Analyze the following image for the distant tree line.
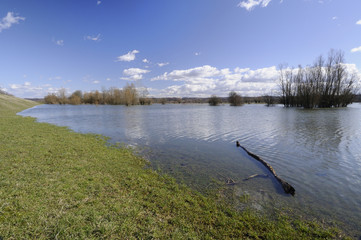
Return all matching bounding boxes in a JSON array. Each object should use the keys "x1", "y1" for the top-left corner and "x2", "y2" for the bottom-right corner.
[
  {"x1": 279, "y1": 50, "x2": 358, "y2": 108},
  {"x1": 208, "y1": 91, "x2": 243, "y2": 106},
  {"x1": 44, "y1": 83, "x2": 152, "y2": 106}
]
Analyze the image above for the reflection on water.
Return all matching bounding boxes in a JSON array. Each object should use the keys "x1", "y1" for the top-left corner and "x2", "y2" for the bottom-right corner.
[{"x1": 19, "y1": 103, "x2": 361, "y2": 237}]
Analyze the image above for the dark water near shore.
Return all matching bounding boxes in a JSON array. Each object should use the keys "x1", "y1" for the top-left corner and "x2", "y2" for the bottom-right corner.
[{"x1": 19, "y1": 104, "x2": 361, "y2": 237}]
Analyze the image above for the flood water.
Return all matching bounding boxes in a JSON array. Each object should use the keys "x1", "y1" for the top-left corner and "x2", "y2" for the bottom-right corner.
[{"x1": 19, "y1": 103, "x2": 361, "y2": 237}]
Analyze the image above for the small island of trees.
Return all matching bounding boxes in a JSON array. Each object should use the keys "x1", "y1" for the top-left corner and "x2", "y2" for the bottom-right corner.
[
  {"x1": 279, "y1": 50, "x2": 358, "y2": 108},
  {"x1": 208, "y1": 92, "x2": 243, "y2": 106}
]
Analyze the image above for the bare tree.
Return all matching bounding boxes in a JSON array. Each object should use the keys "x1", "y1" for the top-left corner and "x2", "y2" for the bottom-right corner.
[
  {"x1": 209, "y1": 95, "x2": 221, "y2": 106},
  {"x1": 57, "y1": 88, "x2": 68, "y2": 104},
  {"x1": 278, "y1": 50, "x2": 358, "y2": 108},
  {"x1": 263, "y1": 94, "x2": 275, "y2": 107},
  {"x1": 123, "y1": 83, "x2": 139, "y2": 106},
  {"x1": 228, "y1": 91, "x2": 243, "y2": 106}
]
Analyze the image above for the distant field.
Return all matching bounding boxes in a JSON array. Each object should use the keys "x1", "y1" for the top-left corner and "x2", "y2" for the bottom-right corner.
[{"x1": 0, "y1": 94, "x2": 348, "y2": 239}]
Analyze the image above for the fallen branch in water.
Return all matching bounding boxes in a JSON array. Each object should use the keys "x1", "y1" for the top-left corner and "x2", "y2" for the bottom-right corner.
[
  {"x1": 243, "y1": 173, "x2": 268, "y2": 181},
  {"x1": 226, "y1": 178, "x2": 237, "y2": 185},
  {"x1": 236, "y1": 141, "x2": 295, "y2": 196},
  {"x1": 218, "y1": 173, "x2": 237, "y2": 185}
]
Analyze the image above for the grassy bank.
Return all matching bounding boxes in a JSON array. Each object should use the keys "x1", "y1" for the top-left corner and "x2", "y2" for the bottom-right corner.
[{"x1": 0, "y1": 94, "x2": 347, "y2": 239}]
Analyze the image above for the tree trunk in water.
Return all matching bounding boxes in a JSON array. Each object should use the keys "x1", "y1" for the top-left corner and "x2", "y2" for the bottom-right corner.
[{"x1": 236, "y1": 141, "x2": 295, "y2": 196}]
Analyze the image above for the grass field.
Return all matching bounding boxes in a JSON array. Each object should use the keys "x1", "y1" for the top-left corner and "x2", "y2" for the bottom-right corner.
[{"x1": 0, "y1": 94, "x2": 348, "y2": 239}]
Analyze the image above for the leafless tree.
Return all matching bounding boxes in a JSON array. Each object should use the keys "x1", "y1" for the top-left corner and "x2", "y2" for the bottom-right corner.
[
  {"x1": 228, "y1": 91, "x2": 243, "y2": 106},
  {"x1": 209, "y1": 95, "x2": 221, "y2": 106},
  {"x1": 279, "y1": 50, "x2": 357, "y2": 108}
]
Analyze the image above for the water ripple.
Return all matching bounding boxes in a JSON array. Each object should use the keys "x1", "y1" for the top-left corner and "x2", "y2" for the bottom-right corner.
[{"x1": 18, "y1": 103, "x2": 361, "y2": 236}]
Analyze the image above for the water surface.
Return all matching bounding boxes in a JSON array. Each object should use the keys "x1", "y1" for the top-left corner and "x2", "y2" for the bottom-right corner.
[{"x1": 19, "y1": 103, "x2": 361, "y2": 237}]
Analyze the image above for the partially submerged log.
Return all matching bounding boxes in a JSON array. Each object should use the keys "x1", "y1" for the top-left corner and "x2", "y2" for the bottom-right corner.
[
  {"x1": 243, "y1": 173, "x2": 268, "y2": 181},
  {"x1": 236, "y1": 141, "x2": 295, "y2": 196}
]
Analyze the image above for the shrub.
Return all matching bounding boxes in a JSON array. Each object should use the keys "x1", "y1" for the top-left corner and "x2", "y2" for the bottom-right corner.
[
  {"x1": 229, "y1": 91, "x2": 243, "y2": 106},
  {"x1": 209, "y1": 95, "x2": 221, "y2": 106}
]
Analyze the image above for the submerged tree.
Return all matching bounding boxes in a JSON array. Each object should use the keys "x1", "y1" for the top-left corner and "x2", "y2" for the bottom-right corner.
[
  {"x1": 228, "y1": 91, "x2": 243, "y2": 106},
  {"x1": 208, "y1": 95, "x2": 221, "y2": 106},
  {"x1": 279, "y1": 50, "x2": 358, "y2": 108},
  {"x1": 263, "y1": 94, "x2": 275, "y2": 107}
]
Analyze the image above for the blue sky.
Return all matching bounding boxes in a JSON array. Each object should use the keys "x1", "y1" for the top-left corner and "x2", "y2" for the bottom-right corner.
[{"x1": 1, "y1": 0, "x2": 361, "y2": 98}]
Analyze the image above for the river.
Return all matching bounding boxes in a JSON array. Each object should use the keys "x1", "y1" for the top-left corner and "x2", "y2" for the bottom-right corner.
[{"x1": 19, "y1": 103, "x2": 361, "y2": 237}]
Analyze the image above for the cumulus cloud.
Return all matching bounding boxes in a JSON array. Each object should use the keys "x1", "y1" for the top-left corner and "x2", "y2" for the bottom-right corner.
[
  {"x1": 351, "y1": 46, "x2": 361, "y2": 53},
  {"x1": 150, "y1": 65, "x2": 280, "y2": 97},
  {"x1": 157, "y1": 62, "x2": 169, "y2": 67},
  {"x1": 238, "y1": 0, "x2": 272, "y2": 11},
  {"x1": 343, "y1": 63, "x2": 361, "y2": 79},
  {"x1": 0, "y1": 12, "x2": 25, "y2": 33},
  {"x1": 356, "y1": 20, "x2": 361, "y2": 25},
  {"x1": 85, "y1": 34, "x2": 101, "y2": 41},
  {"x1": 7, "y1": 82, "x2": 60, "y2": 98},
  {"x1": 151, "y1": 65, "x2": 222, "y2": 82},
  {"x1": 116, "y1": 50, "x2": 139, "y2": 62},
  {"x1": 142, "y1": 58, "x2": 149, "y2": 63},
  {"x1": 121, "y1": 68, "x2": 150, "y2": 81}
]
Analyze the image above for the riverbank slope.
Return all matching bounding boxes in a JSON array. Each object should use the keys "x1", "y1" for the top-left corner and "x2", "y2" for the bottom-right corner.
[{"x1": 0, "y1": 94, "x2": 347, "y2": 239}]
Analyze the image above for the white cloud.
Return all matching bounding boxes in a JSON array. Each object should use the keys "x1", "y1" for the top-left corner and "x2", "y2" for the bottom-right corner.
[
  {"x1": 332, "y1": 16, "x2": 338, "y2": 20},
  {"x1": 85, "y1": 34, "x2": 101, "y2": 41},
  {"x1": 123, "y1": 68, "x2": 149, "y2": 76},
  {"x1": 48, "y1": 76, "x2": 62, "y2": 81},
  {"x1": 7, "y1": 82, "x2": 60, "y2": 98},
  {"x1": 195, "y1": 52, "x2": 201, "y2": 56},
  {"x1": 351, "y1": 46, "x2": 361, "y2": 53},
  {"x1": 106, "y1": 78, "x2": 111, "y2": 81},
  {"x1": 93, "y1": 80, "x2": 100, "y2": 84},
  {"x1": 356, "y1": 20, "x2": 361, "y2": 25},
  {"x1": 116, "y1": 50, "x2": 139, "y2": 62},
  {"x1": 238, "y1": 0, "x2": 272, "y2": 11},
  {"x1": 97, "y1": 1, "x2": 102, "y2": 5},
  {"x1": 56, "y1": 40, "x2": 64, "y2": 46},
  {"x1": 150, "y1": 65, "x2": 280, "y2": 97},
  {"x1": 151, "y1": 65, "x2": 222, "y2": 82},
  {"x1": 142, "y1": 58, "x2": 149, "y2": 63},
  {"x1": 234, "y1": 66, "x2": 278, "y2": 82},
  {"x1": 157, "y1": 62, "x2": 169, "y2": 67},
  {"x1": 0, "y1": 12, "x2": 25, "y2": 33},
  {"x1": 121, "y1": 68, "x2": 150, "y2": 81}
]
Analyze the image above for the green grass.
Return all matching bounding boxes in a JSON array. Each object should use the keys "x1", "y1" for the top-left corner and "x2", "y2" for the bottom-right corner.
[{"x1": 0, "y1": 94, "x2": 349, "y2": 239}]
